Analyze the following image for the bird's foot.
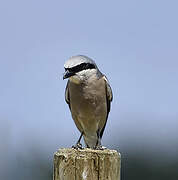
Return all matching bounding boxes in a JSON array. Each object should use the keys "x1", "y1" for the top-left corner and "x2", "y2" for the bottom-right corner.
[
  {"x1": 94, "y1": 145, "x2": 107, "y2": 150},
  {"x1": 72, "y1": 142, "x2": 83, "y2": 150}
]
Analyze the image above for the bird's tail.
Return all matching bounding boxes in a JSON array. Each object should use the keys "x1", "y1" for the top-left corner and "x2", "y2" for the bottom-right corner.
[{"x1": 83, "y1": 134, "x2": 98, "y2": 148}]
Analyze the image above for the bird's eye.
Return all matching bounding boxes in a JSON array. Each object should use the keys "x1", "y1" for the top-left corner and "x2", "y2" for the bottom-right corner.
[{"x1": 65, "y1": 68, "x2": 71, "y2": 72}]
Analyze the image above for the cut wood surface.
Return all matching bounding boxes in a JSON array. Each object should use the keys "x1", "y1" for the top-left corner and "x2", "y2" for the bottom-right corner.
[{"x1": 53, "y1": 148, "x2": 121, "y2": 180}]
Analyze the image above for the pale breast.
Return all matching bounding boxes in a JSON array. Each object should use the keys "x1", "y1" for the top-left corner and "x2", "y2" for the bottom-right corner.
[{"x1": 68, "y1": 76, "x2": 107, "y2": 131}]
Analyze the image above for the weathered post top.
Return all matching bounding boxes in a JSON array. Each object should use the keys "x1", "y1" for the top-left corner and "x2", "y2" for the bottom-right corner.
[{"x1": 53, "y1": 148, "x2": 121, "y2": 180}]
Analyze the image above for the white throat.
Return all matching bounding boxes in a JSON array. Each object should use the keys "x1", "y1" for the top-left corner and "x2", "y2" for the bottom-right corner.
[{"x1": 69, "y1": 69, "x2": 98, "y2": 84}]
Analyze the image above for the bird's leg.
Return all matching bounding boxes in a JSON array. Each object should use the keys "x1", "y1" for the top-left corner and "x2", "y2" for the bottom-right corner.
[
  {"x1": 72, "y1": 132, "x2": 83, "y2": 149},
  {"x1": 95, "y1": 130, "x2": 107, "y2": 150}
]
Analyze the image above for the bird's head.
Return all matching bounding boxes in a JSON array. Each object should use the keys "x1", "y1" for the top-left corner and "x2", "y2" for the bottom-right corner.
[{"x1": 63, "y1": 55, "x2": 99, "y2": 82}]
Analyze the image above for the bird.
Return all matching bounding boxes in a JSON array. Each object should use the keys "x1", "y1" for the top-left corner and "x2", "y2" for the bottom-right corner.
[{"x1": 63, "y1": 55, "x2": 113, "y2": 149}]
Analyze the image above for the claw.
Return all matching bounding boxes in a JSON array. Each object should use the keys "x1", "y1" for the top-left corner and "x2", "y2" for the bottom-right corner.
[
  {"x1": 72, "y1": 142, "x2": 83, "y2": 150},
  {"x1": 94, "y1": 145, "x2": 107, "y2": 150}
]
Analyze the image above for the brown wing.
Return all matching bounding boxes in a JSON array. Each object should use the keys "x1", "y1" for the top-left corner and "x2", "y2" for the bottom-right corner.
[
  {"x1": 100, "y1": 75, "x2": 113, "y2": 138},
  {"x1": 65, "y1": 80, "x2": 71, "y2": 110}
]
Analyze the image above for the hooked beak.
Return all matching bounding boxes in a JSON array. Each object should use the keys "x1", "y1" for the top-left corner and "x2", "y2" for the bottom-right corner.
[{"x1": 63, "y1": 70, "x2": 75, "y2": 80}]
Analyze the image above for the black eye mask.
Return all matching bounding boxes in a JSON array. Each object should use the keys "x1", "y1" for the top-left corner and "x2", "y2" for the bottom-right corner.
[{"x1": 65, "y1": 63, "x2": 96, "y2": 74}]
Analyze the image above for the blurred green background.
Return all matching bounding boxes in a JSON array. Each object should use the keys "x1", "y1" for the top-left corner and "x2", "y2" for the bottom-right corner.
[{"x1": 0, "y1": 0, "x2": 178, "y2": 179}]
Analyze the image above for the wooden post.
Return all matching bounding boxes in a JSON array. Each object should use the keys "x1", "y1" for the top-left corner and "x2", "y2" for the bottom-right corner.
[{"x1": 53, "y1": 148, "x2": 121, "y2": 180}]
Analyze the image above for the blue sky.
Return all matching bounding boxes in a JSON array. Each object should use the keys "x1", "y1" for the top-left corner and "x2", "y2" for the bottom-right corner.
[{"x1": 0, "y1": 0, "x2": 178, "y2": 163}]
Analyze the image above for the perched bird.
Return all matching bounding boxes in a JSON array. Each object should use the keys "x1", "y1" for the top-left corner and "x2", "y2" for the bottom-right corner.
[{"x1": 63, "y1": 55, "x2": 113, "y2": 149}]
